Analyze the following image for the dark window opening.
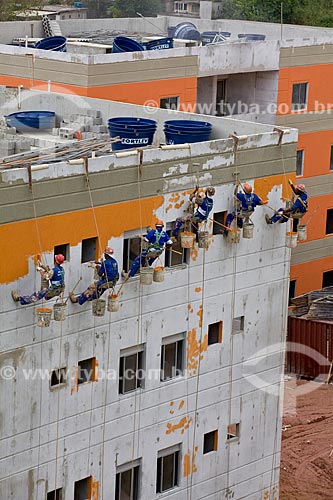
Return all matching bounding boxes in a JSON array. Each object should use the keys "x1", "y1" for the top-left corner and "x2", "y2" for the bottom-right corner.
[
  {"x1": 50, "y1": 367, "x2": 66, "y2": 388},
  {"x1": 292, "y1": 82, "x2": 308, "y2": 111},
  {"x1": 78, "y1": 358, "x2": 96, "y2": 385},
  {"x1": 160, "y1": 96, "x2": 179, "y2": 110},
  {"x1": 123, "y1": 236, "x2": 141, "y2": 273},
  {"x1": 208, "y1": 321, "x2": 223, "y2": 345},
  {"x1": 203, "y1": 430, "x2": 218, "y2": 454},
  {"x1": 213, "y1": 211, "x2": 227, "y2": 235},
  {"x1": 326, "y1": 209, "x2": 333, "y2": 235},
  {"x1": 115, "y1": 465, "x2": 139, "y2": 500},
  {"x1": 74, "y1": 477, "x2": 91, "y2": 500},
  {"x1": 289, "y1": 280, "x2": 297, "y2": 305},
  {"x1": 47, "y1": 489, "x2": 63, "y2": 500},
  {"x1": 165, "y1": 229, "x2": 189, "y2": 267},
  {"x1": 161, "y1": 337, "x2": 184, "y2": 381},
  {"x1": 232, "y1": 316, "x2": 244, "y2": 334},
  {"x1": 227, "y1": 423, "x2": 240, "y2": 440},
  {"x1": 216, "y1": 79, "x2": 227, "y2": 116},
  {"x1": 119, "y1": 349, "x2": 144, "y2": 394},
  {"x1": 54, "y1": 244, "x2": 70, "y2": 262},
  {"x1": 323, "y1": 270, "x2": 333, "y2": 288},
  {"x1": 81, "y1": 237, "x2": 97, "y2": 263},
  {"x1": 156, "y1": 450, "x2": 179, "y2": 493},
  {"x1": 330, "y1": 145, "x2": 333, "y2": 171},
  {"x1": 296, "y1": 150, "x2": 304, "y2": 177}
]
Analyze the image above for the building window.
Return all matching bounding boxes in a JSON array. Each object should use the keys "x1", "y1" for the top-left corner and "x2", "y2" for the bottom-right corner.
[
  {"x1": 78, "y1": 358, "x2": 97, "y2": 385},
  {"x1": 119, "y1": 346, "x2": 144, "y2": 394},
  {"x1": 296, "y1": 150, "x2": 304, "y2": 177},
  {"x1": 161, "y1": 334, "x2": 185, "y2": 381},
  {"x1": 232, "y1": 316, "x2": 244, "y2": 334},
  {"x1": 326, "y1": 209, "x2": 333, "y2": 235},
  {"x1": 47, "y1": 489, "x2": 63, "y2": 500},
  {"x1": 292, "y1": 82, "x2": 308, "y2": 111},
  {"x1": 81, "y1": 237, "x2": 97, "y2": 263},
  {"x1": 212, "y1": 211, "x2": 227, "y2": 235},
  {"x1": 123, "y1": 235, "x2": 141, "y2": 273},
  {"x1": 289, "y1": 280, "x2": 296, "y2": 305},
  {"x1": 227, "y1": 423, "x2": 240, "y2": 441},
  {"x1": 165, "y1": 228, "x2": 189, "y2": 268},
  {"x1": 50, "y1": 367, "x2": 67, "y2": 388},
  {"x1": 208, "y1": 321, "x2": 223, "y2": 345},
  {"x1": 216, "y1": 79, "x2": 227, "y2": 116},
  {"x1": 160, "y1": 97, "x2": 179, "y2": 110},
  {"x1": 156, "y1": 446, "x2": 180, "y2": 493},
  {"x1": 322, "y1": 270, "x2": 333, "y2": 288},
  {"x1": 203, "y1": 430, "x2": 218, "y2": 454},
  {"x1": 54, "y1": 243, "x2": 70, "y2": 262},
  {"x1": 115, "y1": 461, "x2": 140, "y2": 500},
  {"x1": 330, "y1": 146, "x2": 333, "y2": 171},
  {"x1": 74, "y1": 477, "x2": 91, "y2": 500}
]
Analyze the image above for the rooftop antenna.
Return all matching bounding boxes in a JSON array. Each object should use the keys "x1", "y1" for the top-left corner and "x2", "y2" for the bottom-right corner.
[
  {"x1": 136, "y1": 12, "x2": 165, "y2": 35},
  {"x1": 280, "y1": 2, "x2": 283, "y2": 40}
]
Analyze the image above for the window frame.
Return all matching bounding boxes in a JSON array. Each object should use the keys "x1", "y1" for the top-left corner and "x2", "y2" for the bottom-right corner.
[
  {"x1": 288, "y1": 280, "x2": 297, "y2": 305},
  {"x1": 291, "y1": 82, "x2": 308, "y2": 111},
  {"x1": 119, "y1": 345, "x2": 145, "y2": 395},
  {"x1": 47, "y1": 488, "x2": 63, "y2": 500},
  {"x1": 122, "y1": 229, "x2": 143, "y2": 274},
  {"x1": 74, "y1": 476, "x2": 92, "y2": 500},
  {"x1": 160, "y1": 96, "x2": 180, "y2": 111},
  {"x1": 77, "y1": 357, "x2": 97, "y2": 385},
  {"x1": 161, "y1": 333, "x2": 185, "y2": 381},
  {"x1": 212, "y1": 211, "x2": 227, "y2": 235},
  {"x1": 81, "y1": 237, "x2": 98, "y2": 263},
  {"x1": 54, "y1": 243, "x2": 70, "y2": 262},
  {"x1": 208, "y1": 321, "x2": 223, "y2": 345},
  {"x1": 115, "y1": 460, "x2": 140, "y2": 500},
  {"x1": 326, "y1": 208, "x2": 333, "y2": 235},
  {"x1": 322, "y1": 270, "x2": 333, "y2": 288},
  {"x1": 156, "y1": 445, "x2": 181, "y2": 493},
  {"x1": 296, "y1": 149, "x2": 304, "y2": 177},
  {"x1": 330, "y1": 145, "x2": 333, "y2": 171},
  {"x1": 50, "y1": 367, "x2": 67, "y2": 390},
  {"x1": 164, "y1": 225, "x2": 189, "y2": 269},
  {"x1": 232, "y1": 316, "x2": 245, "y2": 335},
  {"x1": 227, "y1": 423, "x2": 240, "y2": 442},
  {"x1": 203, "y1": 430, "x2": 218, "y2": 454}
]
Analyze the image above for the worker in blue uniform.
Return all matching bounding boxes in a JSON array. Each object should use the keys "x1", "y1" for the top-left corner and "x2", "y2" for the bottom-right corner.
[
  {"x1": 11, "y1": 254, "x2": 65, "y2": 305},
  {"x1": 265, "y1": 181, "x2": 308, "y2": 224},
  {"x1": 173, "y1": 186, "x2": 215, "y2": 237},
  {"x1": 124, "y1": 220, "x2": 173, "y2": 278},
  {"x1": 224, "y1": 181, "x2": 264, "y2": 235},
  {"x1": 69, "y1": 247, "x2": 119, "y2": 304}
]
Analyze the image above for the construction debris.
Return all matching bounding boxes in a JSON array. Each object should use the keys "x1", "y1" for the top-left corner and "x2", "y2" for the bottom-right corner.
[{"x1": 290, "y1": 286, "x2": 333, "y2": 321}]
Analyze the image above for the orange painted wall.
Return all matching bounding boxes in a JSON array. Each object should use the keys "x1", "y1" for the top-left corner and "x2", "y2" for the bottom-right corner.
[
  {"x1": 297, "y1": 131, "x2": 333, "y2": 178},
  {"x1": 0, "y1": 74, "x2": 197, "y2": 107},
  {"x1": 0, "y1": 195, "x2": 163, "y2": 284},
  {"x1": 278, "y1": 65, "x2": 333, "y2": 114},
  {"x1": 291, "y1": 256, "x2": 333, "y2": 295}
]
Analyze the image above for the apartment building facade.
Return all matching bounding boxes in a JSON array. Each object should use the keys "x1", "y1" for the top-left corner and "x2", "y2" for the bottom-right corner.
[{"x1": 0, "y1": 89, "x2": 296, "y2": 499}]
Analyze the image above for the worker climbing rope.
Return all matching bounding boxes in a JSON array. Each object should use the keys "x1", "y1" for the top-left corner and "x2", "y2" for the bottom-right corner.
[
  {"x1": 173, "y1": 186, "x2": 215, "y2": 238},
  {"x1": 11, "y1": 254, "x2": 65, "y2": 305},
  {"x1": 224, "y1": 180, "x2": 265, "y2": 235},
  {"x1": 69, "y1": 247, "x2": 119, "y2": 304},
  {"x1": 265, "y1": 180, "x2": 308, "y2": 224},
  {"x1": 123, "y1": 220, "x2": 173, "y2": 279}
]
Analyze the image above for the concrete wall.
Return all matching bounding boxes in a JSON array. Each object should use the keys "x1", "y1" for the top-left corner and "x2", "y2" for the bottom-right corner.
[{"x1": 0, "y1": 122, "x2": 295, "y2": 498}]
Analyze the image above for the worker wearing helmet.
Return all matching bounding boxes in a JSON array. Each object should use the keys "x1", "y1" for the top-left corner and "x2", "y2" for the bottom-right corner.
[
  {"x1": 224, "y1": 181, "x2": 265, "y2": 235},
  {"x1": 124, "y1": 220, "x2": 173, "y2": 279},
  {"x1": 173, "y1": 187, "x2": 215, "y2": 238},
  {"x1": 11, "y1": 254, "x2": 65, "y2": 305},
  {"x1": 265, "y1": 180, "x2": 308, "y2": 224},
  {"x1": 70, "y1": 247, "x2": 119, "y2": 304}
]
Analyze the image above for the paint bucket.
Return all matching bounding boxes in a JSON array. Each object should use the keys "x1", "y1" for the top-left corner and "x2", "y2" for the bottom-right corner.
[
  {"x1": 228, "y1": 229, "x2": 241, "y2": 244},
  {"x1": 36, "y1": 308, "x2": 52, "y2": 327},
  {"x1": 180, "y1": 231, "x2": 196, "y2": 248},
  {"x1": 297, "y1": 224, "x2": 307, "y2": 241},
  {"x1": 242, "y1": 222, "x2": 254, "y2": 239},
  {"x1": 140, "y1": 267, "x2": 154, "y2": 285},
  {"x1": 286, "y1": 232, "x2": 298, "y2": 248},
  {"x1": 107, "y1": 294, "x2": 119, "y2": 312},
  {"x1": 92, "y1": 299, "x2": 106, "y2": 317},
  {"x1": 53, "y1": 302, "x2": 66, "y2": 321},
  {"x1": 198, "y1": 231, "x2": 209, "y2": 249},
  {"x1": 153, "y1": 266, "x2": 165, "y2": 282}
]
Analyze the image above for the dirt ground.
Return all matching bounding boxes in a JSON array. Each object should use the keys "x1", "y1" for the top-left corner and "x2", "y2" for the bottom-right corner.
[{"x1": 280, "y1": 378, "x2": 333, "y2": 500}]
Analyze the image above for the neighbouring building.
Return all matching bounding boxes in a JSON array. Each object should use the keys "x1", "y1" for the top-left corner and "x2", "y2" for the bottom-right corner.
[{"x1": 0, "y1": 87, "x2": 297, "y2": 499}]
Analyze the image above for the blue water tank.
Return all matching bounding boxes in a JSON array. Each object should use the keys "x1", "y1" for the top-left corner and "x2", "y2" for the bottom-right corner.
[
  {"x1": 174, "y1": 22, "x2": 201, "y2": 41},
  {"x1": 35, "y1": 36, "x2": 67, "y2": 52},
  {"x1": 145, "y1": 38, "x2": 173, "y2": 51},
  {"x1": 163, "y1": 120, "x2": 212, "y2": 145},
  {"x1": 5, "y1": 111, "x2": 56, "y2": 131},
  {"x1": 112, "y1": 36, "x2": 145, "y2": 53},
  {"x1": 108, "y1": 117, "x2": 157, "y2": 151}
]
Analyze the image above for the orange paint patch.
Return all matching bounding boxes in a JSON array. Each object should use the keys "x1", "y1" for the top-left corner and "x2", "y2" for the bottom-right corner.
[
  {"x1": 178, "y1": 400, "x2": 185, "y2": 410},
  {"x1": 0, "y1": 195, "x2": 163, "y2": 284},
  {"x1": 187, "y1": 328, "x2": 208, "y2": 375},
  {"x1": 166, "y1": 416, "x2": 192, "y2": 435},
  {"x1": 188, "y1": 304, "x2": 194, "y2": 313},
  {"x1": 91, "y1": 480, "x2": 99, "y2": 500},
  {"x1": 190, "y1": 247, "x2": 198, "y2": 262},
  {"x1": 197, "y1": 305, "x2": 203, "y2": 328},
  {"x1": 70, "y1": 367, "x2": 79, "y2": 395},
  {"x1": 183, "y1": 447, "x2": 198, "y2": 477},
  {"x1": 174, "y1": 200, "x2": 185, "y2": 209},
  {"x1": 195, "y1": 287, "x2": 202, "y2": 293},
  {"x1": 254, "y1": 173, "x2": 296, "y2": 202}
]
